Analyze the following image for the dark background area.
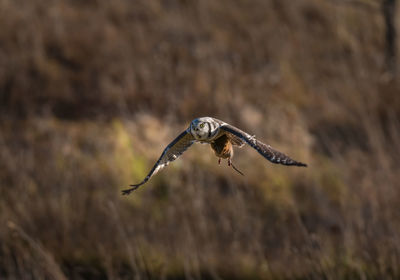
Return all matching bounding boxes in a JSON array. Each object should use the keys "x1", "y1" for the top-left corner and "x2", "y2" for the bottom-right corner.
[{"x1": 1, "y1": 0, "x2": 399, "y2": 279}]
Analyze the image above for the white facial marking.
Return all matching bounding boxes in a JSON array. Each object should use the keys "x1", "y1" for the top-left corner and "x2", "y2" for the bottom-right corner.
[{"x1": 190, "y1": 117, "x2": 218, "y2": 141}]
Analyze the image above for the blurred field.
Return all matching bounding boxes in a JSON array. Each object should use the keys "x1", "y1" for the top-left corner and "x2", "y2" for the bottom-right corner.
[{"x1": 1, "y1": 0, "x2": 400, "y2": 279}]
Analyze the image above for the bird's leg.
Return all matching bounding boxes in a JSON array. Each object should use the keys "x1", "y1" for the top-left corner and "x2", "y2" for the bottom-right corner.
[
  {"x1": 218, "y1": 158, "x2": 221, "y2": 165},
  {"x1": 228, "y1": 158, "x2": 231, "y2": 166}
]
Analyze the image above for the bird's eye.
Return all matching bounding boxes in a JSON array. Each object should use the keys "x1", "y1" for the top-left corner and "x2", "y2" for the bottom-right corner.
[{"x1": 200, "y1": 123, "x2": 205, "y2": 128}]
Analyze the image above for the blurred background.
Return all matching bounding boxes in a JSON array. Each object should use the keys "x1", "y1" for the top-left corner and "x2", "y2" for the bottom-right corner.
[{"x1": 1, "y1": 0, "x2": 399, "y2": 279}]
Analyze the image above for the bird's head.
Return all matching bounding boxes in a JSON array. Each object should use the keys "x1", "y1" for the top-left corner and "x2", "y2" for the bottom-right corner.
[{"x1": 190, "y1": 117, "x2": 217, "y2": 141}]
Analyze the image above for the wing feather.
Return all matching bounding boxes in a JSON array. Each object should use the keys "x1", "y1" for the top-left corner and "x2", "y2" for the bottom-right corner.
[
  {"x1": 220, "y1": 123, "x2": 307, "y2": 167},
  {"x1": 228, "y1": 134, "x2": 245, "y2": 147},
  {"x1": 122, "y1": 130, "x2": 195, "y2": 195}
]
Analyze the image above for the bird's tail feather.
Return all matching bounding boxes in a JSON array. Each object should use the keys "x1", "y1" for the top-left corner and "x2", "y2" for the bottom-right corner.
[{"x1": 231, "y1": 163, "x2": 244, "y2": 176}]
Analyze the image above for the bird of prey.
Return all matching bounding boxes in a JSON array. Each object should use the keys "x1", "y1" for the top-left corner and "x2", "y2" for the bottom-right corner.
[{"x1": 122, "y1": 117, "x2": 307, "y2": 195}]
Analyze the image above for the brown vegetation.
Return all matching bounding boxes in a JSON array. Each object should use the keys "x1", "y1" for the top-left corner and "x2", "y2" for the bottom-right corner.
[{"x1": 1, "y1": 0, "x2": 399, "y2": 279}]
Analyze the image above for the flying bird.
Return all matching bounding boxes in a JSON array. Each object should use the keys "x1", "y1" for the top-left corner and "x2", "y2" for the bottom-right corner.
[{"x1": 122, "y1": 117, "x2": 307, "y2": 195}]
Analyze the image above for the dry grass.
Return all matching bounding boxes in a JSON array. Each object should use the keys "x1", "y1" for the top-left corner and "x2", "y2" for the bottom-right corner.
[{"x1": 0, "y1": 0, "x2": 400, "y2": 279}]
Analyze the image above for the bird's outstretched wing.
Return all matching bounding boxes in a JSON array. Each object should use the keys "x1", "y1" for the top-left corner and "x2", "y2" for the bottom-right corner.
[
  {"x1": 122, "y1": 130, "x2": 195, "y2": 195},
  {"x1": 220, "y1": 123, "x2": 307, "y2": 167}
]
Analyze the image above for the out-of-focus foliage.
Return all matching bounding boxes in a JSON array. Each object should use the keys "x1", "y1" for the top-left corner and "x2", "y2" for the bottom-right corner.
[{"x1": 0, "y1": 0, "x2": 399, "y2": 279}]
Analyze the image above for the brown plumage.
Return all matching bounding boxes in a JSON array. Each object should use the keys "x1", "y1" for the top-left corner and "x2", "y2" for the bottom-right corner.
[
  {"x1": 210, "y1": 134, "x2": 244, "y2": 175},
  {"x1": 210, "y1": 134, "x2": 233, "y2": 159}
]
